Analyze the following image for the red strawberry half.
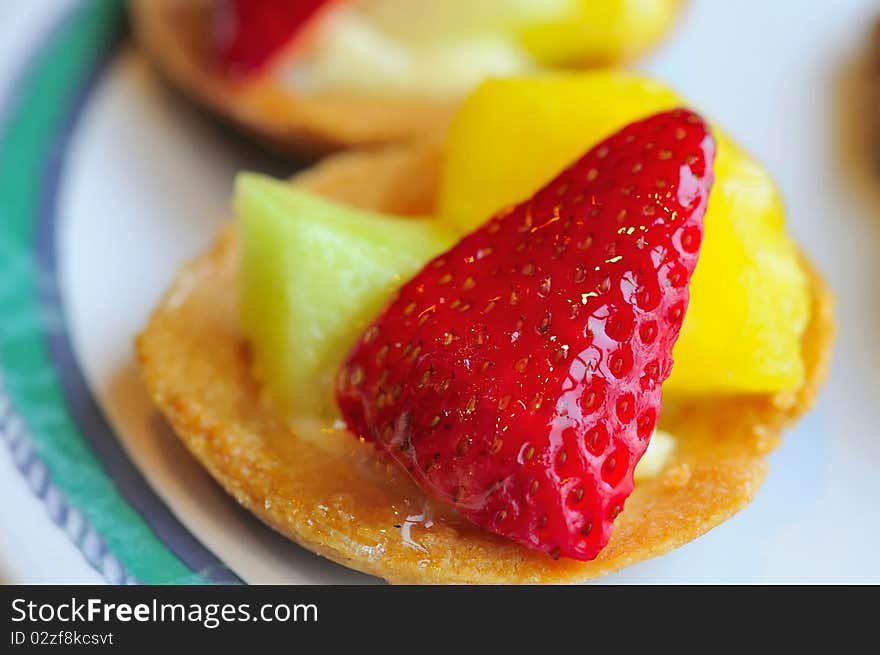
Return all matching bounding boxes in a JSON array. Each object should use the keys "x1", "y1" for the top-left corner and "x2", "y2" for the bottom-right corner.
[
  {"x1": 337, "y1": 109, "x2": 716, "y2": 560},
  {"x1": 211, "y1": 0, "x2": 338, "y2": 78}
]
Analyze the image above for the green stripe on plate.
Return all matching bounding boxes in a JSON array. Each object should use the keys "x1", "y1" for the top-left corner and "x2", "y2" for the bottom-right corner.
[{"x1": 0, "y1": 0, "x2": 203, "y2": 584}]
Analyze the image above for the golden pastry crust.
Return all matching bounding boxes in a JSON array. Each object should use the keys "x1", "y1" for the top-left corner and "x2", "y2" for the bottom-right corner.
[
  {"x1": 129, "y1": 0, "x2": 685, "y2": 157},
  {"x1": 136, "y1": 142, "x2": 835, "y2": 584},
  {"x1": 129, "y1": 0, "x2": 457, "y2": 155}
]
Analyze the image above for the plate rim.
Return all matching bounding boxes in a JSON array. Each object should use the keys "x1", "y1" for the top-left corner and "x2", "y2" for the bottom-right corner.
[{"x1": 0, "y1": 0, "x2": 240, "y2": 585}]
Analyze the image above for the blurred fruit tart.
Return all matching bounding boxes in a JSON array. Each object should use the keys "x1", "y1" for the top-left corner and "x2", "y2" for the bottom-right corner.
[
  {"x1": 137, "y1": 71, "x2": 834, "y2": 583},
  {"x1": 130, "y1": 0, "x2": 684, "y2": 154}
]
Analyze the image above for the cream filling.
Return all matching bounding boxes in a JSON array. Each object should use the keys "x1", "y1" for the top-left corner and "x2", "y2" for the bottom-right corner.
[
  {"x1": 634, "y1": 429, "x2": 675, "y2": 481},
  {"x1": 274, "y1": 3, "x2": 553, "y2": 99}
]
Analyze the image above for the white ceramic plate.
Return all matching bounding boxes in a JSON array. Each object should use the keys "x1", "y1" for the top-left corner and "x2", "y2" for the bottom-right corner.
[{"x1": 1, "y1": 0, "x2": 877, "y2": 584}]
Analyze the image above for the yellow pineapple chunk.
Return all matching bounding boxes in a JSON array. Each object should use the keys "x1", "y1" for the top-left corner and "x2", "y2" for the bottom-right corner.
[
  {"x1": 519, "y1": 0, "x2": 683, "y2": 65},
  {"x1": 439, "y1": 72, "x2": 809, "y2": 394}
]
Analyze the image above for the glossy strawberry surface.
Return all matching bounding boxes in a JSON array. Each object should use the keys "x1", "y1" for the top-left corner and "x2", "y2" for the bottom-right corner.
[
  {"x1": 212, "y1": 0, "x2": 335, "y2": 77},
  {"x1": 337, "y1": 109, "x2": 715, "y2": 559}
]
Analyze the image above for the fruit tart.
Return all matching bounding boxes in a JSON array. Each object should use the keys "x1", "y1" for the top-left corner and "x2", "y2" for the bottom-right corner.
[
  {"x1": 130, "y1": 0, "x2": 683, "y2": 154},
  {"x1": 136, "y1": 72, "x2": 834, "y2": 583}
]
